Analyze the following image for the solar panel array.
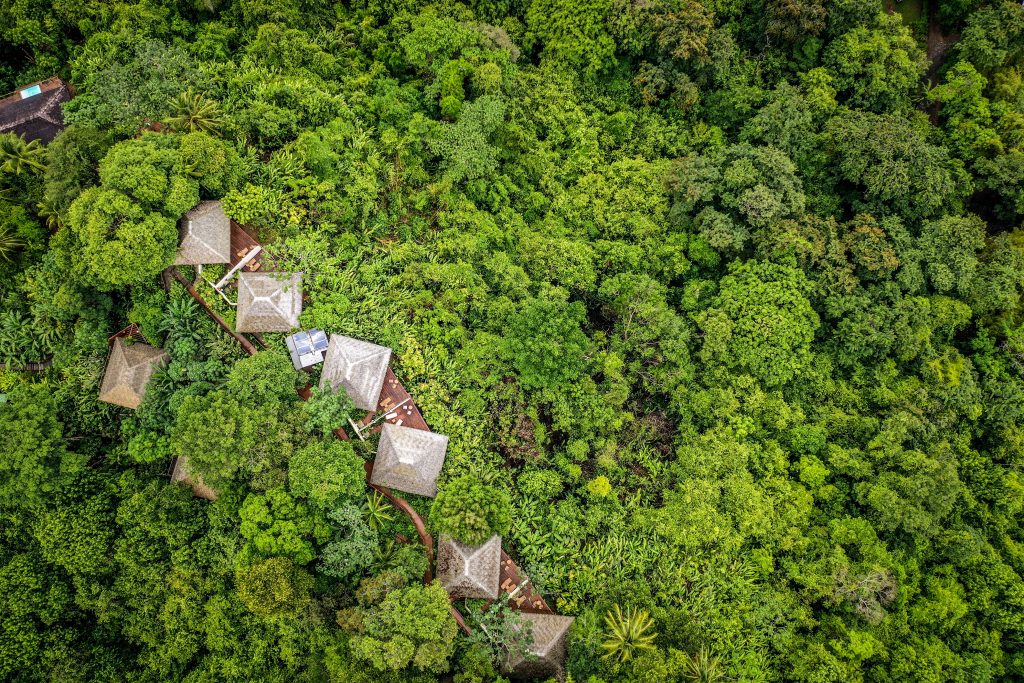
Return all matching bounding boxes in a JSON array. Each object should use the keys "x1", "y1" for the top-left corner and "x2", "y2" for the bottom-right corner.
[{"x1": 286, "y1": 329, "x2": 329, "y2": 370}]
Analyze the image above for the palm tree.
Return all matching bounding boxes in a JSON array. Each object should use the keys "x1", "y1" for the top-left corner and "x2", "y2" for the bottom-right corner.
[
  {"x1": 364, "y1": 491, "x2": 395, "y2": 531},
  {"x1": 0, "y1": 133, "x2": 46, "y2": 175},
  {"x1": 165, "y1": 90, "x2": 224, "y2": 135},
  {"x1": 601, "y1": 604, "x2": 658, "y2": 663},
  {"x1": 0, "y1": 225, "x2": 24, "y2": 262},
  {"x1": 684, "y1": 646, "x2": 724, "y2": 682},
  {"x1": 36, "y1": 199, "x2": 61, "y2": 231}
]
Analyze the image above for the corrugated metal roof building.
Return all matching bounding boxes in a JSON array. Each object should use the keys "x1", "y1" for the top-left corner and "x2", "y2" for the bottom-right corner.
[{"x1": 0, "y1": 78, "x2": 71, "y2": 143}]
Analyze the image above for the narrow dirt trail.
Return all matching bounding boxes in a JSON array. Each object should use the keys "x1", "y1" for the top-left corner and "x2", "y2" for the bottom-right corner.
[{"x1": 925, "y1": 0, "x2": 960, "y2": 84}]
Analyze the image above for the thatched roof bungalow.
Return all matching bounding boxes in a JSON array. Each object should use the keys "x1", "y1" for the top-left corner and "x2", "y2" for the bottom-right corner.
[
  {"x1": 235, "y1": 272, "x2": 302, "y2": 332},
  {"x1": 436, "y1": 534, "x2": 502, "y2": 599},
  {"x1": 369, "y1": 423, "x2": 448, "y2": 497},
  {"x1": 506, "y1": 613, "x2": 575, "y2": 680},
  {"x1": 174, "y1": 201, "x2": 231, "y2": 265},
  {"x1": 98, "y1": 338, "x2": 168, "y2": 409},
  {"x1": 319, "y1": 335, "x2": 392, "y2": 410}
]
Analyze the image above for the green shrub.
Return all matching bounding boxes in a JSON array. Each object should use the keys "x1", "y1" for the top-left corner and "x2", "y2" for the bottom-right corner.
[
  {"x1": 518, "y1": 468, "x2": 563, "y2": 500},
  {"x1": 430, "y1": 475, "x2": 513, "y2": 545},
  {"x1": 289, "y1": 438, "x2": 365, "y2": 508}
]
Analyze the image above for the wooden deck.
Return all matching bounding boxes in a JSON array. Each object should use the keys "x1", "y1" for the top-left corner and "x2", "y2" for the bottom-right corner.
[
  {"x1": 499, "y1": 550, "x2": 553, "y2": 613},
  {"x1": 350, "y1": 367, "x2": 431, "y2": 438},
  {"x1": 230, "y1": 220, "x2": 269, "y2": 274}
]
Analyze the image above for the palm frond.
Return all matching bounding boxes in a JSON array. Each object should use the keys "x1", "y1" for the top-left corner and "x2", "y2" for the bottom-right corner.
[
  {"x1": 600, "y1": 604, "x2": 658, "y2": 663},
  {"x1": 165, "y1": 89, "x2": 224, "y2": 135}
]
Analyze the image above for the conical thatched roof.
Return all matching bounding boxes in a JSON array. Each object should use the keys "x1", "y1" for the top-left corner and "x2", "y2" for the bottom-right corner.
[
  {"x1": 236, "y1": 272, "x2": 302, "y2": 332},
  {"x1": 174, "y1": 201, "x2": 230, "y2": 265},
  {"x1": 436, "y1": 534, "x2": 501, "y2": 599},
  {"x1": 506, "y1": 612, "x2": 575, "y2": 680},
  {"x1": 319, "y1": 335, "x2": 392, "y2": 410},
  {"x1": 369, "y1": 423, "x2": 448, "y2": 497},
  {"x1": 170, "y1": 455, "x2": 218, "y2": 501},
  {"x1": 98, "y1": 338, "x2": 168, "y2": 409}
]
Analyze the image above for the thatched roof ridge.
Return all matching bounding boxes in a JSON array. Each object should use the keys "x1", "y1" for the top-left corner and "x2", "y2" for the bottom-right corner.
[
  {"x1": 369, "y1": 423, "x2": 448, "y2": 497},
  {"x1": 98, "y1": 338, "x2": 168, "y2": 409}
]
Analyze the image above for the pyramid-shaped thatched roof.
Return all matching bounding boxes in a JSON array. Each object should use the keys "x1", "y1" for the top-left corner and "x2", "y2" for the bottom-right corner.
[
  {"x1": 174, "y1": 200, "x2": 230, "y2": 265},
  {"x1": 437, "y1": 534, "x2": 501, "y2": 599},
  {"x1": 319, "y1": 335, "x2": 392, "y2": 410},
  {"x1": 506, "y1": 613, "x2": 575, "y2": 680},
  {"x1": 236, "y1": 272, "x2": 302, "y2": 332},
  {"x1": 369, "y1": 423, "x2": 448, "y2": 497},
  {"x1": 170, "y1": 455, "x2": 218, "y2": 501},
  {"x1": 98, "y1": 338, "x2": 168, "y2": 409}
]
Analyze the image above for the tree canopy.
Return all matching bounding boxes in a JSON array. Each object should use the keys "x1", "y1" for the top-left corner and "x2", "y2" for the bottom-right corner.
[{"x1": 1, "y1": 1, "x2": 1024, "y2": 681}]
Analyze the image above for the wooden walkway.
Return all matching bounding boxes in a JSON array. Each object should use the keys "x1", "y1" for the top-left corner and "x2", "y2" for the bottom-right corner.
[
  {"x1": 356, "y1": 371, "x2": 551, "y2": 616},
  {"x1": 363, "y1": 461, "x2": 436, "y2": 583},
  {"x1": 107, "y1": 323, "x2": 147, "y2": 346},
  {"x1": 173, "y1": 256, "x2": 553, "y2": 632},
  {"x1": 168, "y1": 268, "x2": 259, "y2": 355}
]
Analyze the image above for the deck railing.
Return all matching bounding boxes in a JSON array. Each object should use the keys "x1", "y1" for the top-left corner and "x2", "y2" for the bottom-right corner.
[{"x1": 0, "y1": 77, "x2": 65, "y2": 110}]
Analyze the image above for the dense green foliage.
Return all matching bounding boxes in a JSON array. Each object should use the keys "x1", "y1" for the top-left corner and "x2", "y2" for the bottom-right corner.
[
  {"x1": 2, "y1": 0, "x2": 1024, "y2": 681},
  {"x1": 430, "y1": 475, "x2": 513, "y2": 545}
]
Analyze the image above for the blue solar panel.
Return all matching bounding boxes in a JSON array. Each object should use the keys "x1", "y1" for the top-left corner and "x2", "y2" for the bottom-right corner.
[
  {"x1": 310, "y1": 329, "x2": 328, "y2": 351},
  {"x1": 296, "y1": 339, "x2": 312, "y2": 355}
]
